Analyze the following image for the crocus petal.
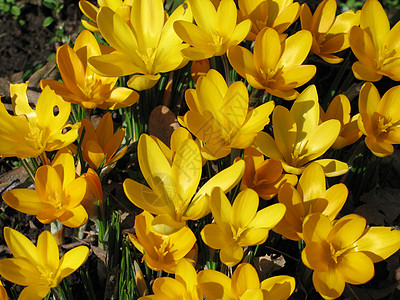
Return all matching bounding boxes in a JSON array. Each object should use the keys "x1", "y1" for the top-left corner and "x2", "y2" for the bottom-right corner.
[
  {"x1": 328, "y1": 214, "x2": 366, "y2": 250},
  {"x1": 232, "y1": 263, "x2": 260, "y2": 296},
  {"x1": 10, "y1": 82, "x2": 35, "y2": 118},
  {"x1": 36, "y1": 86, "x2": 71, "y2": 135},
  {"x1": 102, "y1": 86, "x2": 139, "y2": 110},
  {"x1": 151, "y1": 214, "x2": 186, "y2": 235},
  {"x1": 352, "y1": 61, "x2": 382, "y2": 81},
  {"x1": 3, "y1": 227, "x2": 39, "y2": 262},
  {"x1": 232, "y1": 189, "x2": 259, "y2": 229},
  {"x1": 310, "y1": 0, "x2": 336, "y2": 33},
  {"x1": 220, "y1": 244, "x2": 244, "y2": 267},
  {"x1": 297, "y1": 162, "x2": 325, "y2": 201},
  {"x1": 57, "y1": 246, "x2": 89, "y2": 279},
  {"x1": 2, "y1": 189, "x2": 44, "y2": 215},
  {"x1": 337, "y1": 251, "x2": 374, "y2": 285},
  {"x1": 37, "y1": 231, "x2": 59, "y2": 273},
  {"x1": 227, "y1": 46, "x2": 261, "y2": 85},
  {"x1": 137, "y1": 134, "x2": 174, "y2": 198},
  {"x1": 97, "y1": 7, "x2": 138, "y2": 55},
  {"x1": 254, "y1": 27, "x2": 281, "y2": 73},
  {"x1": 314, "y1": 159, "x2": 349, "y2": 177},
  {"x1": 321, "y1": 184, "x2": 348, "y2": 221},
  {"x1": 278, "y1": 30, "x2": 312, "y2": 68},
  {"x1": 130, "y1": 0, "x2": 164, "y2": 50},
  {"x1": 360, "y1": 0, "x2": 390, "y2": 50},
  {"x1": 123, "y1": 179, "x2": 170, "y2": 215},
  {"x1": 365, "y1": 136, "x2": 394, "y2": 157},
  {"x1": 210, "y1": 187, "x2": 232, "y2": 226},
  {"x1": 261, "y1": 275, "x2": 296, "y2": 300},
  {"x1": 89, "y1": 52, "x2": 142, "y2": 77},
  {"x1": 151, "y1": 277, "x2": 187, "y2": 298},
  {"x1": 254, "y1": 131, "x2": 284, "y2": 162},
  {"x1": 312, "y1": 269, "x2": 345, "y2": 300},
  {"x1": 58, "y1": 205, "x2": 88, "y2": 228},
  {"x1": 18, "y1": 285, "x2": 51, "y2": 300},
  {"x1": 201, "y1": 224, "x2": 230, "y2": 250},
  {"x1": 56, "y1": 45, "x2": 86, "y2": 97},
  {"x1": 302, "y1": 213, "x2": 331, "y2": 244},
  {"x1": 188, "y1": 0, "x2": 216, "y2": 33},
  {"x1": 349, "y1": 26, "x2": 377, "y2": 67},
  {"x1": 290, "y1": 85, "x2": 319, "y2": 143},
  {"x1": 272, "y1": 106, "x2": 296, "y2": 163},
  {"x1": 198, "y1": 270, "x2": 232, "y2": 300},
  {"x1": 355, "y1": 227, "x2": 400, "y2": 263},
  {"x1": 248, "y1": 203, "x2": 286, "y2": 229},
  {"x1": 299, "y1": 119, "x2": 340, "y2": 164},
  {"x1": 127, "y1": 74, "x2": 161, "y2": 91}
]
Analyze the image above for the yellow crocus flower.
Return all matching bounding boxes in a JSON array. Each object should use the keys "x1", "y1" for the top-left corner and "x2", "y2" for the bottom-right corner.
[
  {"x1": 349, "y1": 0, "x2": 400, "y2": 81},
  {"x1": 198, "y1": 263, "x2": 295, "y2": 299},
  {"x1": 300, "y1": 0, "x2": 360, "y2": 64},
  {"x1": 41, "y1": 30, "x2": 138, "y2": 110},
  {"x1": 238, "y1": 0, "x2": 300, "y2": 40},
  {"x1": 357, "y1": 82, "x2": 400, "y2": 157},
  {"x1": 0, "y1": 82, "x2": 79, "y2": 159},
  {"x1": 173, "y1": 0, "x2": 252, "y2": 60},
  {"x1": 201, "y1": 188, "x2": 286, "y2": 267},
  {"x1": 228, "y1": 27, "x2": 316, "y2": 100},
  {"x1": 0, "y1": 227, "x2": 89, "y2": 300},
  {"x1": 321, "y1": 94, "x2": 362, "y2": 150},
  {"x1": 139, "y1": 259, "x2": 202, "y2": 299},
  {"x1": 273, "y1": 163, "x2": 348, "y2": 241},
  {"x1": 179, "y1": 69, "x2": 275, "y2": 160},
  {"x1": 88, "y1": 0, "x2": 193, "y2": 91},
  {"x1": 123, "y1": 134, "x2": 245, "y2": 234},
  {"x1": 302, "y1": 213, "x2": 400, "y2": 299},
  {"x1": 80, "y1": 112, "x2": 127, "y2": 170},
  {"x1": 3, "y1": 148, "x2": 88, "y2": 227},
  {"x1": 128, "y1": 211, "x2": 197, "y2": 274},
  {"x1": 235, "y1": 147, "x2": 298, "y2": 200},
  {"x1": 255, "y1": 85, "x2": 349, "y2": 176},
  {"x1": 79, "y1": 0, "x2": 133, "y2": 32}
]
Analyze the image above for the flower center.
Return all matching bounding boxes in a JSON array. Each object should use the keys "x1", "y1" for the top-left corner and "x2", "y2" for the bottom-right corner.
[
  {"x1": 37, "y1": 265, "x2": 56, "y2": 287},
  {"x1": 154, "y1": 237, "x2": 170, "y2": 262}
]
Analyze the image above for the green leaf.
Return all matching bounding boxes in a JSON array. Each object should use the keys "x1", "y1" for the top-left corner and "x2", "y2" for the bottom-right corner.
[
  {"x1": 42, "y1": 16, "x2": 54, "y2": 27},
  {"x1": 10, "y1": 5, "x2": 19, "y2": 16}
]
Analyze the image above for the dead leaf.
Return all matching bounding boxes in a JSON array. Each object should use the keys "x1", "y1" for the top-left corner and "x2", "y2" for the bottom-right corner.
[
  {"x1": 355, "y1": 187, "x2": 400, "y2": 225},
  {"x1": 148, "y1": 105, "x2": 179, "y2": 147},
  {"x1": 253, "y1": 253, "x2": 286, "y2": 279}
]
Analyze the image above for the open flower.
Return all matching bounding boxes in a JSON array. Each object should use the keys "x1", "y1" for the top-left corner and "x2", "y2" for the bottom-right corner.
[
  {"x1": 301, "y1": 213, "x2": 400, "y2": 299},
  {"x1": 88, "y1": 0, "x2": 193, "y2": 91},
  {"x1": 357, "y1": 82, "x2": 400, "y2": 157},
  {"x1": 201, "y1": 188, "x2": 286, "y2": 266},
  {"x1": 128, "y1": 211, "x2": 197, "y2": 274},
  {"x1": 124, "y1": 133, "x2": 245, "y2": 234},
  {"x1": 349, "y1": 0, "x2": 400, "y2": 81},
  {"x1": 139, "y1": 259, "x2": 202, "y2": 300},
  {"x1": 179, "y1": 69, "x2": 275, "y2": 160},
  {"x1": 300, "y1": 0, "x2": 360, "y2": 64},
  {"x1": 3, "y1": 148, "x2": 88, "y2": 227},
  {"x1": 238, "y1": 0, "x2": 300, "y2": 40},
  {"x1": 0, "y1": 82, "x2": 79, "y2": 159},
  {"x1": 321, "y1": 94, "x2": 362, "y2": 150},
  {"x1": 273, "y1": 163, "x2": 348, "y2": 241},
  {"x1": 41, "y1": 30, "x2": 138, "y2": 110},
  {"x1": 80, "y1": 112, "x2": 127, "y2": 170},
  {"x1": 228, "y1": 27, "x2": 316, "y2": 100},
  {"x1": 173, "y1": 0, "x2": 252, "y2": 60},
  {"x1": 0, "y1": 227, "x2": 89, "y2": 300},
  {"x1": 235, "y1": 147, "x2": 298, "y2": 200},
  {"x1": 255, "y1": 85, "x2": 348, "y2": 176},
  {"x1": 79, "y1": 0, "x2": 132, "y2": 32},
  {"x1": 198, "y1": 263, "x2": 295, "y2": 299}
]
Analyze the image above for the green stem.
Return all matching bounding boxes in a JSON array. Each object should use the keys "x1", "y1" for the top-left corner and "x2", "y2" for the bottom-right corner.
[{"x1": 21, "y1": 158, "x2": 35, "y2": 182}]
